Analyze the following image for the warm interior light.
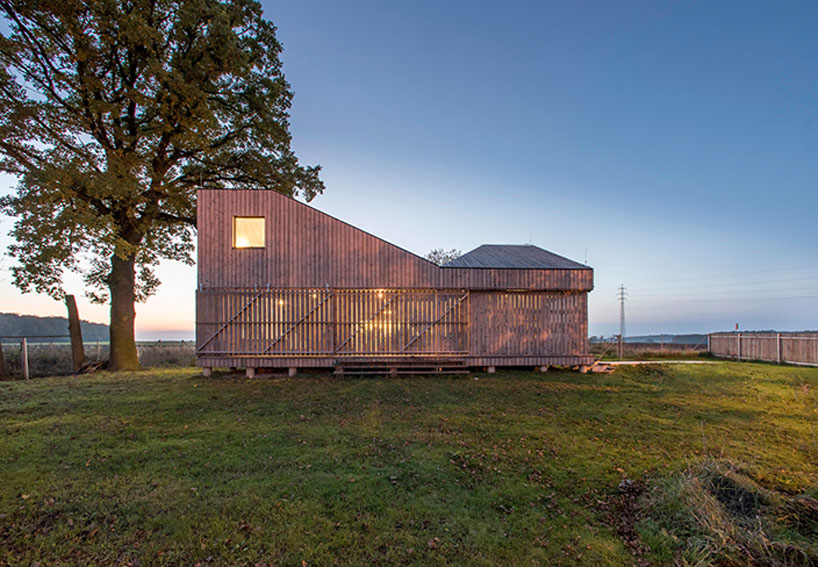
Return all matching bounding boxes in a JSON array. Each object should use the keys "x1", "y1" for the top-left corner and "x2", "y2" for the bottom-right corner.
[
  {"x1": 278, "y1": 299, "x2": 285, "y2": 306},
  {"x1": 233, "y1": 217, "x2": 265, "y2": 248}
]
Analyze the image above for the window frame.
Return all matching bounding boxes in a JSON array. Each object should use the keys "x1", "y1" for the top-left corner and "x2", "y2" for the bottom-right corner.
[{"x1": 232, "y1": 216, "x2": 266, "y2": 249}]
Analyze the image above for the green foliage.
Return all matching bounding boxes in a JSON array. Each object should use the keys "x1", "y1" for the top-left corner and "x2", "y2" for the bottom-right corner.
[
  {"x1": 0, "y1": 362, "x2": 816, "y2": 565},
  {"x1": 0, "y1": 0, "x2": 324, "y2": 302}
]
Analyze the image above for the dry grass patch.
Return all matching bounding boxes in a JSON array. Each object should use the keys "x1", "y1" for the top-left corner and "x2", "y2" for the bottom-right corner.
[{"x1": 638, "y1": 459, "x2": 818, "y2": 566}]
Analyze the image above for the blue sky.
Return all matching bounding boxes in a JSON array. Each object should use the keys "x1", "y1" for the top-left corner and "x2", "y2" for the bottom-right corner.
[{"x1": 1, "y1": 0, "x2": 816, "y2": 338}]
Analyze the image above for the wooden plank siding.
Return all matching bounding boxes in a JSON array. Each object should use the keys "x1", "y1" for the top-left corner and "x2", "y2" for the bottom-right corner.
[
  {"x1": 197, "y1": 189, "x2": 593, "y2": 291},
  {"x1": 196, "y1": 189, "x2": 594, "y2": 368},
  {"x1": 468, "y1": 291, "x2": 588, "y2": 358}
]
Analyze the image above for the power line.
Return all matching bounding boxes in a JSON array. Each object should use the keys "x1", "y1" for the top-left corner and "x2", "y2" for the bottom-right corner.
[
  {"x1": 635, "y1": 294, "x2": 818, "y2": 303},
  {"x1": 650, "y1": 264, "x2": 818, "y2": 284},
  {"x1": 639, "y1": 285, "x2": 818, "y2": 299},
  {"x1": 631, "y1": 274, "x2": 818, "y2": 293}
]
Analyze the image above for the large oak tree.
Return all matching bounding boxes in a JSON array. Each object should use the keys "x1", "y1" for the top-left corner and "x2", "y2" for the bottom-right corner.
[{"x1": 0, "y1": 0, "x2": 323, "y2": 369}]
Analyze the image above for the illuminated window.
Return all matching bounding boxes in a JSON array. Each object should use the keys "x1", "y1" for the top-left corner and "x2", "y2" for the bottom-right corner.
[{"x1": 233, "y1": 216, "x2": 265, "y2": 248}]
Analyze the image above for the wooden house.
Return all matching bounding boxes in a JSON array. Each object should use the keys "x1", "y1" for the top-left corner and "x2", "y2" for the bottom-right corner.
[{"x1": 196, "y1": 189, "x2": 594, "y2": 375}]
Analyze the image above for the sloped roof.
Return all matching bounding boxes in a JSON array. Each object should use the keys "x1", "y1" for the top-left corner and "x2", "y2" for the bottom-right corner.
[{"x1": 442, "y1": 244, "x2": 590, "y2": 270}]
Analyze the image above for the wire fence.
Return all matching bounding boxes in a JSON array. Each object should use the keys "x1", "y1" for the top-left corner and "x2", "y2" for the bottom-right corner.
[{"x1": 0, "y1": 338, "x2": 196, "y2": 379}]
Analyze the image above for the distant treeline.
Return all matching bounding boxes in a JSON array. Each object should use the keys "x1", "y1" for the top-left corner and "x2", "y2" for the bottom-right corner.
[
  {"x1": 590, "y1": 334, "x2": 707, "y2": 345},
  {"x1": 0, "y1": 312, "x2": 108, "y2": 342}
]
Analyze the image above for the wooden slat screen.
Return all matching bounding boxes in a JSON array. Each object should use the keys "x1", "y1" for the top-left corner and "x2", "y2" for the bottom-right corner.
[{"x1": 197, "y1": 288, "x2": 468, "y2": 357}]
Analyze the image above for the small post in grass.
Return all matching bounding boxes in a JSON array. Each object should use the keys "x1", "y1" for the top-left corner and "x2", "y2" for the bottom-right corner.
[
  {"x1": 21, "y1": 337, "x2": 29, "y2": 380},
  {"x1": 0, "y1": 340, "x2": 8, "y2": 378}
]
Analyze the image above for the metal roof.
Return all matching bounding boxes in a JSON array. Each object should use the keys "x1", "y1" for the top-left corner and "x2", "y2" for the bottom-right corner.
[{"x1": 442, "y1": 244, "x2": 590, "y2": 270}]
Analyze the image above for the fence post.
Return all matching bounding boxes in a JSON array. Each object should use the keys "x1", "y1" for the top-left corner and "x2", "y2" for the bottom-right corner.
[
  {"x1": 707, "y1": 333, "x2": 711, "y2": 352},
  {"x1": 737, "y1": 332, "x2": 741, "y2": 362},
  {"x1": 0, "y1": 341, "x2": 8, "y2": 378},
  {"x1": 21, "y1": 337, "x2": 29, "y2": 380},
  {"x1": 776, "y1": 333, "x2": 781, "y2": 364}
]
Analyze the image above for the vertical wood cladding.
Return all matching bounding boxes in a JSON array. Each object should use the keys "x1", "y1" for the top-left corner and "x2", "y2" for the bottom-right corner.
[
  {"x1": 197, "y1": 189, "x2": 593, "y2": 291},
  {"x1": 197, "y1": 189, "x2": 593, "y2": 364},
  {"x1": 468, "y1": 291, "x2": 588, "y2": 357},
  {"x1": 196, "y1": 288, "x2": 588, "y2": 359}
]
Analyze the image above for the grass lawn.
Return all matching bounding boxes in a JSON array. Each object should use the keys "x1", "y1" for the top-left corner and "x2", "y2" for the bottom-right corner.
[{"x1": 1, "y1": 363, "x2": 817, "y2": 566}]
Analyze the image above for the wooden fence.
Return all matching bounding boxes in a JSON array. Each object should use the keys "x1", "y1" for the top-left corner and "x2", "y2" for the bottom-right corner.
[{"x1": 709, "y1": 332, "x2": 818, "y2": 366}]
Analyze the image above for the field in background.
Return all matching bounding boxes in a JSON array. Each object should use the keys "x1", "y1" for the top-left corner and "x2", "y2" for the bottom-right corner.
[
  {"x1": 589, "y1": 341, "x2": 708, "y2": 361},
  {"x1": 1, "y1": 363, "x2": 816, "y2": 566}
]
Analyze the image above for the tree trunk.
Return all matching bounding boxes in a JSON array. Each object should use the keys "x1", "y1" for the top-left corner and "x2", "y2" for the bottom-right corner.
[
  {"x1": 65, "y1": 294, "x2": 86, "y2": 373},
  {"x1": 109, "y1": 252, "x2": 141, "y2": 371}
]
